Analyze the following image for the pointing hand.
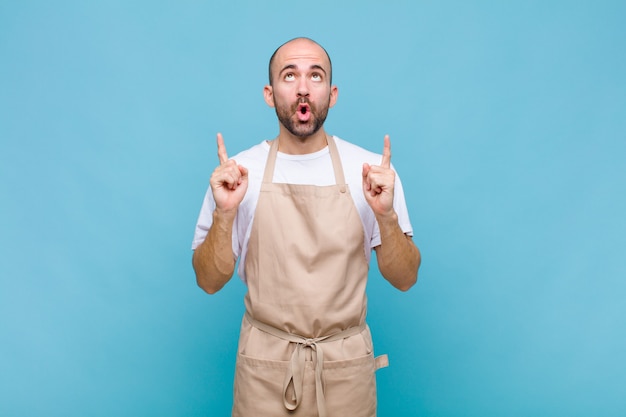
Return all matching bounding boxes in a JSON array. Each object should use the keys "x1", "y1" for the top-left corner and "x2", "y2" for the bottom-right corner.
[
  {"x1": 209, "y1": 133, "x2": 249, "y2": 212},
  {"x1": 362, "y1": 135, "x2": 395, "y2": 217}
]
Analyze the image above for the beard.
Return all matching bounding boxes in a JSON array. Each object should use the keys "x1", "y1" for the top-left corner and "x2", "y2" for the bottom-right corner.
[{"x1": 274, "y1": 97, "x2": 330, "y2": 138}]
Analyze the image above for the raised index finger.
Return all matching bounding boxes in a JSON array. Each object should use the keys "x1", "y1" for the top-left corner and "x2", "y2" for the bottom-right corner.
[
  {"x1": 216, "y1": 132, "x2": 229, "y2": 165},
  {"x1": 381, "y1": 134, "x2": 391, "y2": 168}
]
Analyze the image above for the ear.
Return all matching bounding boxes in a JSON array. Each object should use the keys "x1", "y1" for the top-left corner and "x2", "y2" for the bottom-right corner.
[
  {"x1": 263, "y1": 85, "x2": 275, "y2": 108},
  {"x1": 328, "y1": 85, "x2": 339, "y2": 108}
]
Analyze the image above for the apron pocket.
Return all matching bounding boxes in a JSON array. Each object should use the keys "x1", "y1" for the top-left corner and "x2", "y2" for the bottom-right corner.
[
  {"x1": 233, "y1": 353, "x2": 320, "y2": 417},
  {"x1": 322, "y1": 352, "x2": 378, "y2": 417},
  {"x1": 233, "y1": 352, "x2": 380, "y2": 417}
]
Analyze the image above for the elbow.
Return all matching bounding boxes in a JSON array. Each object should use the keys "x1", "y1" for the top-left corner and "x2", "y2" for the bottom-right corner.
[
  {"x1": 198, "y1": 284, "x2": 220, "y2": 295},
  {"x1": 383, "y1": 254, "x2": 420, "y2": 292},
  {"x1": 192, "y1": 254, "x2": 226, "y2": 295},
  {"x1": 196, "y1": 278, "x2": 216, "y2": 294},
  {"x1": 399, "y1": 249, "x2": 421, "y2": 291},
  {"x1": 395, "y1": 272, "x2": 418, "y2": 292},
  {"x1": 383, "y1": 267, "x2": 418, "y2": 292},
  {"x1": 195, "y1": 273, "x2": 225, "y2": 295}
]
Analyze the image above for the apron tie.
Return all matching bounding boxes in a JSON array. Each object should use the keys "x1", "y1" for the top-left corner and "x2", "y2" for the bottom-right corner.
[{"x1": 245, "y1": 313, "x2": 365, "y2": 417}]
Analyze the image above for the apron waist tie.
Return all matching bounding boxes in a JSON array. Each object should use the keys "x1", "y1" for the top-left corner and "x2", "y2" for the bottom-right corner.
[{"x1": 245, "y1": 312, "x2": 366, "y2": 417}]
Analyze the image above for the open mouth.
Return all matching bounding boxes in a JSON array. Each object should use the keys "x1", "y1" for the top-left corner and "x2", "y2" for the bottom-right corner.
[{"x1": 296, "y1": 103, "x2": 311, "y2": 122}]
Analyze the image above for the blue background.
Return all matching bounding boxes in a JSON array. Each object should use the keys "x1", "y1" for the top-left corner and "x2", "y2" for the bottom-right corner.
[{"x1": 1, "y1": 1, "x2": 625, "y2": 416}]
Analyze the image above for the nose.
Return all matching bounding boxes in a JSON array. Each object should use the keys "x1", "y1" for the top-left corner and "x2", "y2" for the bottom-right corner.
[{"x1": 297, "y1": 77, "x2": 309, "y2": 97}]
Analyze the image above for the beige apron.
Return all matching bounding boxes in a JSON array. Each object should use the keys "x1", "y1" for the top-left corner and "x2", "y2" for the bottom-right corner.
[{"x1": 232, "y1": 137, "x2": 388, "y2": 417}]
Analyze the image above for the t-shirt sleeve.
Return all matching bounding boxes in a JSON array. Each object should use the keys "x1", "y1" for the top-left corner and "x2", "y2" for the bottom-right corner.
[{"x1": 393, "y1": 171, "x2": 413, "y2": 236}]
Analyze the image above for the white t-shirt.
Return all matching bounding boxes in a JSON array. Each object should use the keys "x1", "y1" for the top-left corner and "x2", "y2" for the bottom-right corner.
[{"x1": 192, "y1": 136, "x2": 414, "y2": 283}]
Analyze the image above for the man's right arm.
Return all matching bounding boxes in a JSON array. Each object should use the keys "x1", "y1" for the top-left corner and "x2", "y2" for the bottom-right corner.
[
  {"x1": 192, "y1": 133, "x2": 248, "y2": 294},
  {"x1": 192, "y1": 208, "x2": 238, "y2": 294}
]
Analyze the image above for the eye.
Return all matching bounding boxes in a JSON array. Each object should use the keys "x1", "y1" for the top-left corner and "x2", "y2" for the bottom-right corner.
[
  {"x1": 284, "y1": 73, "x2": 295, "y2": 81},
  {"x1": 311, "y1": 73, "x2": 322, "y2": 81}
]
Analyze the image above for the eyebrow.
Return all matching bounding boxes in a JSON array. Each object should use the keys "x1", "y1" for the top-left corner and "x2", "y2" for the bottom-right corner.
[{"x1": 279, "y1": 64, "x2": 327, "y2": 77}]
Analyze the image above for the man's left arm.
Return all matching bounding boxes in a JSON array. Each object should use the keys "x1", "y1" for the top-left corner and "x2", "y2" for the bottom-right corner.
[
  {"x1": 373, "y1": 213, "x2": 420, "y2": 291},
  {"x1": 362, "y1": 135, "x2": 421, "y2": 291}
]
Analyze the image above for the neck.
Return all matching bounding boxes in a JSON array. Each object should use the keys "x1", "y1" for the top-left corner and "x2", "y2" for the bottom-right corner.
[{"x1": 275, "y1": 126, "x2": 329, "y2": 155}]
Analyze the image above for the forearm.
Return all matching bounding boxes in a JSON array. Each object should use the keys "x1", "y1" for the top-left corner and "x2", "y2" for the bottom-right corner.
[
  {"x1": 375, "y1": 211, "x2": 421, "y2": 291},
  {"x1": 192, "y1": 209, "x2": 237, "y2": 294}
]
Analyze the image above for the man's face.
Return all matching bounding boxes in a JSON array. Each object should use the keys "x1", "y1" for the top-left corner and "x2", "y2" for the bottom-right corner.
[{"x1": 264, "y1": 39, "x2": 337, "y2": 138}]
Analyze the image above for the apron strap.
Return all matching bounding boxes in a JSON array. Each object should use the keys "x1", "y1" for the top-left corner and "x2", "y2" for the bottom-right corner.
[
  {"x1": 326, "y1": 135, "x2": 347, "y2": 193},
  {"x1": 262, "y1": 139, "x2": 280, "y2": 183},
  {"x1": 375, "y1": 354, "x2": 389, "y2": 370},
  {"x1": 245, "y1": 313, "x2": 366, "y2": 417}
]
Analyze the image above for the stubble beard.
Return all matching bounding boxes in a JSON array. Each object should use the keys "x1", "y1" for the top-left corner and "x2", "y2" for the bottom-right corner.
[{"x1": 274, "y1": 98, "x2": 330, "y2": 138}]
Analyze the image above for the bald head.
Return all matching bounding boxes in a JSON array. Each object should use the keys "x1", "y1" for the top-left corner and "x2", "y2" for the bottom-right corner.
[{"x1": 268, "y1": 37, "x2": 333, "y2": 86}]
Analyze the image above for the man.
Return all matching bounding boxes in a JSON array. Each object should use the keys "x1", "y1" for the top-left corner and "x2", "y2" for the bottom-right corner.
[{"x1": 192, "y1": 37, "x2": 421, "y2": 417}]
